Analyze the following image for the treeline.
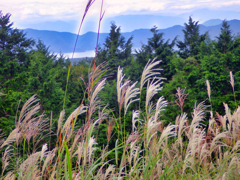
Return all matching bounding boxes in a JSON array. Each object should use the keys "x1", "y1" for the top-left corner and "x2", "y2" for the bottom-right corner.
[
  {"x1": 1, "y1": 11, "x2": 240, "y2": 147},
  {"x1": 0, "y1": 12, "x2": 88, "y2": 135},
  {"x1": 96, "y1": 17, "x2": 240, "y2": 126}
]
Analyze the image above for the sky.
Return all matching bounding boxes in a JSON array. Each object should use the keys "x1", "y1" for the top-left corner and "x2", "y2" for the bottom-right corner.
[{"x1": 1, "y1": 0, "x2": 240, "y2": 24}]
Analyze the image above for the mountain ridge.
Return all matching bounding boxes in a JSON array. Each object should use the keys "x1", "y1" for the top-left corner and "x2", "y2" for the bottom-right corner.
[{"x1": 22, "y1": 19, "x2": 240, "y2": 55}]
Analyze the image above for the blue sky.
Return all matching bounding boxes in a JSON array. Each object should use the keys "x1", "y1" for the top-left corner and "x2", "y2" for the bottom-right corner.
[{"x1": 2, "y1": 0, "x2": 240, "y2": 24}]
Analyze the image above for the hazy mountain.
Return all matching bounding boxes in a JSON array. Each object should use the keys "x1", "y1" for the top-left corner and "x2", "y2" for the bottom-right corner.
[
  {"x1": 101, "y1": 15, "x2": 186, "y2": 32},
  {"x1": 23, "y1": 29, "x2": 108, "y2": 53},
  {"x1": 22, "y1": 19, "x2": 240, "y2": 55},
  {"x1": 17, "y1": 20, "x2": 78, "y2": 33},
  {"x1": 16, "y1": 9, "x2": 240, "y2": 34},
  {"x1": 18, "y1": 15, "x2": 186, "y2": 34},
  {"x1": 201, "y1": 19, "x2": 222, "y2": 26},
  {"x1": 178, "y1": 8, "x2": 240, "y2": 22}
]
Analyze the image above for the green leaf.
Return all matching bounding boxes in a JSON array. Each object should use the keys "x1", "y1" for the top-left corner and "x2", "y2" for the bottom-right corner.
[{"x1": 64, "y1": 141, "x2": 73, "y2": 180}]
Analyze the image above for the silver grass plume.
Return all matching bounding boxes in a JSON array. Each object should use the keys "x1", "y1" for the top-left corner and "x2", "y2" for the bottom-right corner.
[
  {"x1": 206, "y1": 80, "x2": 211, "y2": 102},
  {"x1": 229, "y1": 71, "x2": 234, "y2": 91},
  {"x1": 117, "y1": 66, "x2": 130, "y2": 108},
  {"x1": 175, "y1": 113, "x2": 188, "y2": 138},
  {"x1": 147, "y1": 116, "x2": 161, "y2": 145},
  {"x1": 232, "y1": 140, "x2": 240, "y2": 152},
  {"x1": 1, "y1": 146, "x2": 12, "y2": 175},
  {"x1": 84, "y1": 136, "x2": 98, "y2": 165},
  {"x1": 186, "y1": 128, "x2": 206, "y2": 161},
  {"x1": 140, "y1": 57, "x2": 163, "y2": 91},
  {"x1": 88, "y1": 136, "x2": 98, "y2": 163},
  {"x1": 1, "y1": 128, "x2": 20, "y2": 148},
  {"x1": 89, "y1": 78, "x2": 106, "y2": 119},
  {"x1": 154, "y1": 96, "x2": 168, "y2": 122},
  {"x1": 124, "y1": 81, "x2": 140, "y2": 115},
  {"x1": 117, "y1": 66, "x2": 126, "y2": 103},
  {"x1": 96, "y1": 160, "x2": 115, "y2": 179},
  {"x1": 158, "y1": 124, "x2": 177, "y2": 148},
  {"x1": 97, "y1": 104, "x2": 110, "y2": 125},
  {"x1": 188, "y1": 101, "x2": 208, "y2": 138},
  {"x1": 88, "y1": 61, "x2": 108, "y2": 90},
  {"x1": 19, "y1": 151, "x2": 42, "y2": 174},
  {"x1": 103, "y1": 164, "x2": 115, "y2": 179},
  {"x1": 41, "y1": 143, "x2": 48, "y2": 160},
  {"x1": 127, "y1": 140, "x2": 141, "y2": 166},
  {"x1": 63, "y1": 104, "x2": 87, "y2": 134},
  {"x1": 132, "y1": 110, "x2": 143, "y2": 132},
  {"x1": 223, "y1": 103, "x2": 234, "y2": 132},
  {"x1": 69, "y1": 129, "x2": 82, "y2": 155},
  {"x1": 229, "y1": 155, "x2": 239, "y2": 169},
  {"x1": 4, "y1": 172, "x2": 14, "y2": 180},
  {"x1": 41, "y1": 148, "x2": 56, "y2": 176},
  {"x1": 210, "y1": 131, "x2": 229, "y2": 152},
  {"x1": 117, "y1": 66, "x2": 140, "y2": 114},
  {"x1": 145, "y1": 78, "x2": 163, "y2": 112},
  {"x1": 57, "y1": 110, "x2": 65, "y2": 137},
  {"x1": 73, "y1": 141, "x2": 84, "y2": 162},
  {"x1": 0, "y1": 132, "x2": 4, "y2": 147},
  {"x1": 17, "y1": 94, "x2": 39, "y2": 128},
  {"x1": 73, "y1": 136, "x2": 98, "y2": 165}
]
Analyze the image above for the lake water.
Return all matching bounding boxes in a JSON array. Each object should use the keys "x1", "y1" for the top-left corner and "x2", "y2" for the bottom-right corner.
[{"x1": 60, "y1": 51, "x2": 95, "y2": 58}]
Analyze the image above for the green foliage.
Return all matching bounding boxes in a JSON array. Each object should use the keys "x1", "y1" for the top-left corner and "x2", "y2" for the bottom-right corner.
[
  {"x1": 27, "y1": 40, "x2": 65, "y2": 114},
  {"x1": 0, "y1": 11, "x2": 35, "y2": 135},
  {"x1": 130, "y1": 26, "x2": 176, "y2": 82},
  {"x1": 216, "y1": 20, "x2": 234, "y2": 54},
  {"x1": 97, "y1": 22, "x2": 133, "y2": 79},
  {"x1": 177, "y1": 16, "x2": 207, "y2": 59},
  {"x1": 1, "y1": 10, "x2": 240, "y2": 180}
]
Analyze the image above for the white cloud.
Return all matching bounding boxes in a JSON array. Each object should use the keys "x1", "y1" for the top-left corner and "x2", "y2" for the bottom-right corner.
[{"x1": 1, "y1": 0, "x2": 240, "y2": 23}]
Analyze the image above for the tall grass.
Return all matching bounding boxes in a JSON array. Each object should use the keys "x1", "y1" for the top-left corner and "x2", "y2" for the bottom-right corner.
[
  {"x1": 1, "y1": 56, "x2": 240, "y2": 179},
  {"x1": 1, "y1": 1, "x2": 240, "y2": 179}
]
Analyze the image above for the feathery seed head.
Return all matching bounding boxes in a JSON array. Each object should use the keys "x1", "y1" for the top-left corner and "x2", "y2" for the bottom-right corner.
[
  {"x1": 229, "y1": 71, "x2": 234, "y2": 91},
  {"x1": 63, "y1": 104, "x2": 87, "y2": 134},
  {"x1": 140, "y1": 57, "x2": 163, "y2": 91},
  {"x1": 206, "y1": 80, "x2": 211, "y2": 102},
  {"x1": 124, "y1": 81, "x2": 140, "y2": 115},
  {"x1": 132, "y1": 110, "x2": 143, "y2": 132},
  {"x1": 146, "y1": 78, "x2": 163, "y2": 111}
]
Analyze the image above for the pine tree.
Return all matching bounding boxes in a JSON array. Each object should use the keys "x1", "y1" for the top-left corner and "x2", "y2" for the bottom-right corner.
[
  {"x1": 0, "y1": 11, "x2": 35, "y2": 133},
  {"x1": 27, "y1": 40, "x2": 65, "y2": 114},
  {"x1": 177, "y1": 16, "x2": 207, "y2": 59},
  {"x1": 132, "y1": 26, "x2": 176, "y2": 81},
  {"x1": 97, "y1": 22, "x2": 133, "y2": 79},
  {"x1": 216, "y1": 20, "x2": 233, "y2": 54},
  {"x1": 0, "y1": 11, "x2": 34, "y2": 90}
]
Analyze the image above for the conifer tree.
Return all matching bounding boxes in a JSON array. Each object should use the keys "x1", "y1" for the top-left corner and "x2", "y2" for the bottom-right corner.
[
  {"x1": 0, "y1": 11, "x2": 34, "y2": 133},
  {"x1": 177, "y1": 16, "x2": 207, "y2": 59},
  {"x1": 97, "y1": 22, "x2": 133, "y2": 79},
  {"x1": 132, "y1": 26, "x2": 176, "y2": 81},
  {"x1": 0, "y1": 11, "x2": 34, "y2": 90},
  {"x1": 216, "y1": 20, "x2": 233, "y2": 54}
]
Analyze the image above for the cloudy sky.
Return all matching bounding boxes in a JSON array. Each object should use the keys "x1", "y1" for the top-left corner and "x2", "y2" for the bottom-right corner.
[{"x1": 1, "y1": 0, "x2": 240, "y2": 24}]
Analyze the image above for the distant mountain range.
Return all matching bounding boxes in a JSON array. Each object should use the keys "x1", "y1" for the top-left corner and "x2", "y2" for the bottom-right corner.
[
  {"x1": 17, "y1": 8, "x2": 240, "y2": 34},
  {"x1": 201, "y1": 19, "x2": 223, "y2": 26},
  {"x1": 22, "y1": 19, "x2": 240, "y2": 55}
]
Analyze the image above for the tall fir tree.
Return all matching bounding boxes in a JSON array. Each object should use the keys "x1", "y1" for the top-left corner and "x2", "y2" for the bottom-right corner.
[
  {"x1": 0, "y1": 11, "x2": 34, "y2": 91},
  {"x1": 130, "y1": 26, "x2": 176, "y2": 81},
  {"x1": 0, "y1": 11, "x2": 34, "y2": 133},
  {"x1": 97, "y1": 22, "x2": 133, "y2": 79},
  {"x1": 177, "y1": 16, "x2": 207, "y2": 59},
  {"x1": 216, "y1": 20, "x2": 233, "y2": 54}
]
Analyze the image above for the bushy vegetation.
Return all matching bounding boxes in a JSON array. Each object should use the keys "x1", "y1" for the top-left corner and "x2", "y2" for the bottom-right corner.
[{"x1": 1, "y1": 2, "x2": 240, "y2": 179}]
